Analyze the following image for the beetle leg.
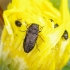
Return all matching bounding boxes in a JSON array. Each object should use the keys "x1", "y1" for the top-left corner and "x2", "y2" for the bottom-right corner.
[
  {"x1": 38, "y1": 35, "x2": 45, "y2": 42},
  {"x1": 35, "y1": 42, "x2": 40, "y2": 52}
]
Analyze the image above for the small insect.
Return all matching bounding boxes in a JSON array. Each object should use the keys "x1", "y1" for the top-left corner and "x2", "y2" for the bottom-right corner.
[
  {"x1": 54, "y1": 23, "x2": 59, "y2": 28},
  {"x1": 50, "y1": 19, "x2": 54, "y2": 22},
  {"x1": 23, "y1": 23, "x2": 39, "y2": 53},
  {"x1": 15, "y1": 20, "x2": 22, "y2": 27},
  {"x1": 62, "y1": 30, "x2": 68, "y2": 40}
]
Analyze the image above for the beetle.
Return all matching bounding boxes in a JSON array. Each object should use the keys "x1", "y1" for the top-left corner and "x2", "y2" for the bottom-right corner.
[
  {"x1": 50, "y1": 19, "x2": 54, "y2": 22},
  {"x1": 62, "y1": 30, "x2": 68, "y2": 40},
  {"x1": 15, "y1": 21, "x2": 43, "y2": 53},
  {"x1": 54, "y1": 23, "x2": 59, "y2": 28},
  {"x1": 15, "y1": 20, "x2": 22, "y2": 27},
  {"x1": 54, "y1": 23, "x2": 68, "y2": 40},
  {"x1": 23, "y1": 23, "x2": 39, "y2": 53}
]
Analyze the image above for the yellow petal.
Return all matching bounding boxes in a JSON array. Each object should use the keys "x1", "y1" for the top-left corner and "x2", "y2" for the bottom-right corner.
[{"x1": 60, "y1": 0, "x2": 70, "y2": 23}]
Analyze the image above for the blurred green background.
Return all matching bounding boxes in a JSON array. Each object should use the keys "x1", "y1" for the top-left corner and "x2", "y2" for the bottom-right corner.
[
  {"x1": 50, "y1": 0, "x2": 70, "y2": 11},
  {"x1": 0, "y1": 0, "x2": 11, "y2": 10}
]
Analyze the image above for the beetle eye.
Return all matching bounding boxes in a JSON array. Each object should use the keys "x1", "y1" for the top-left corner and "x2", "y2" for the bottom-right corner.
[{"x1": 15, "y1": 20, "x2": 22, "y2": 27}]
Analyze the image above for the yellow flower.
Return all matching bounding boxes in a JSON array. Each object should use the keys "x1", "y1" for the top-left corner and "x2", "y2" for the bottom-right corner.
[{"x1": 0, "y1": 0, "x2": 70, "y2": 70}]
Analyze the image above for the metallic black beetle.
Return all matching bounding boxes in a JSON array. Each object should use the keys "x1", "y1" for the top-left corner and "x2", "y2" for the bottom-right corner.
[
  {"x1": 15, "y1": 20, "x2": 22, "y2": 27},
  {"x1": 62, "y1": 30, "x2": 68, "y2": 40},
  {"x1": 23, "y1": 23, "x2": 39, "y2": 53}
]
